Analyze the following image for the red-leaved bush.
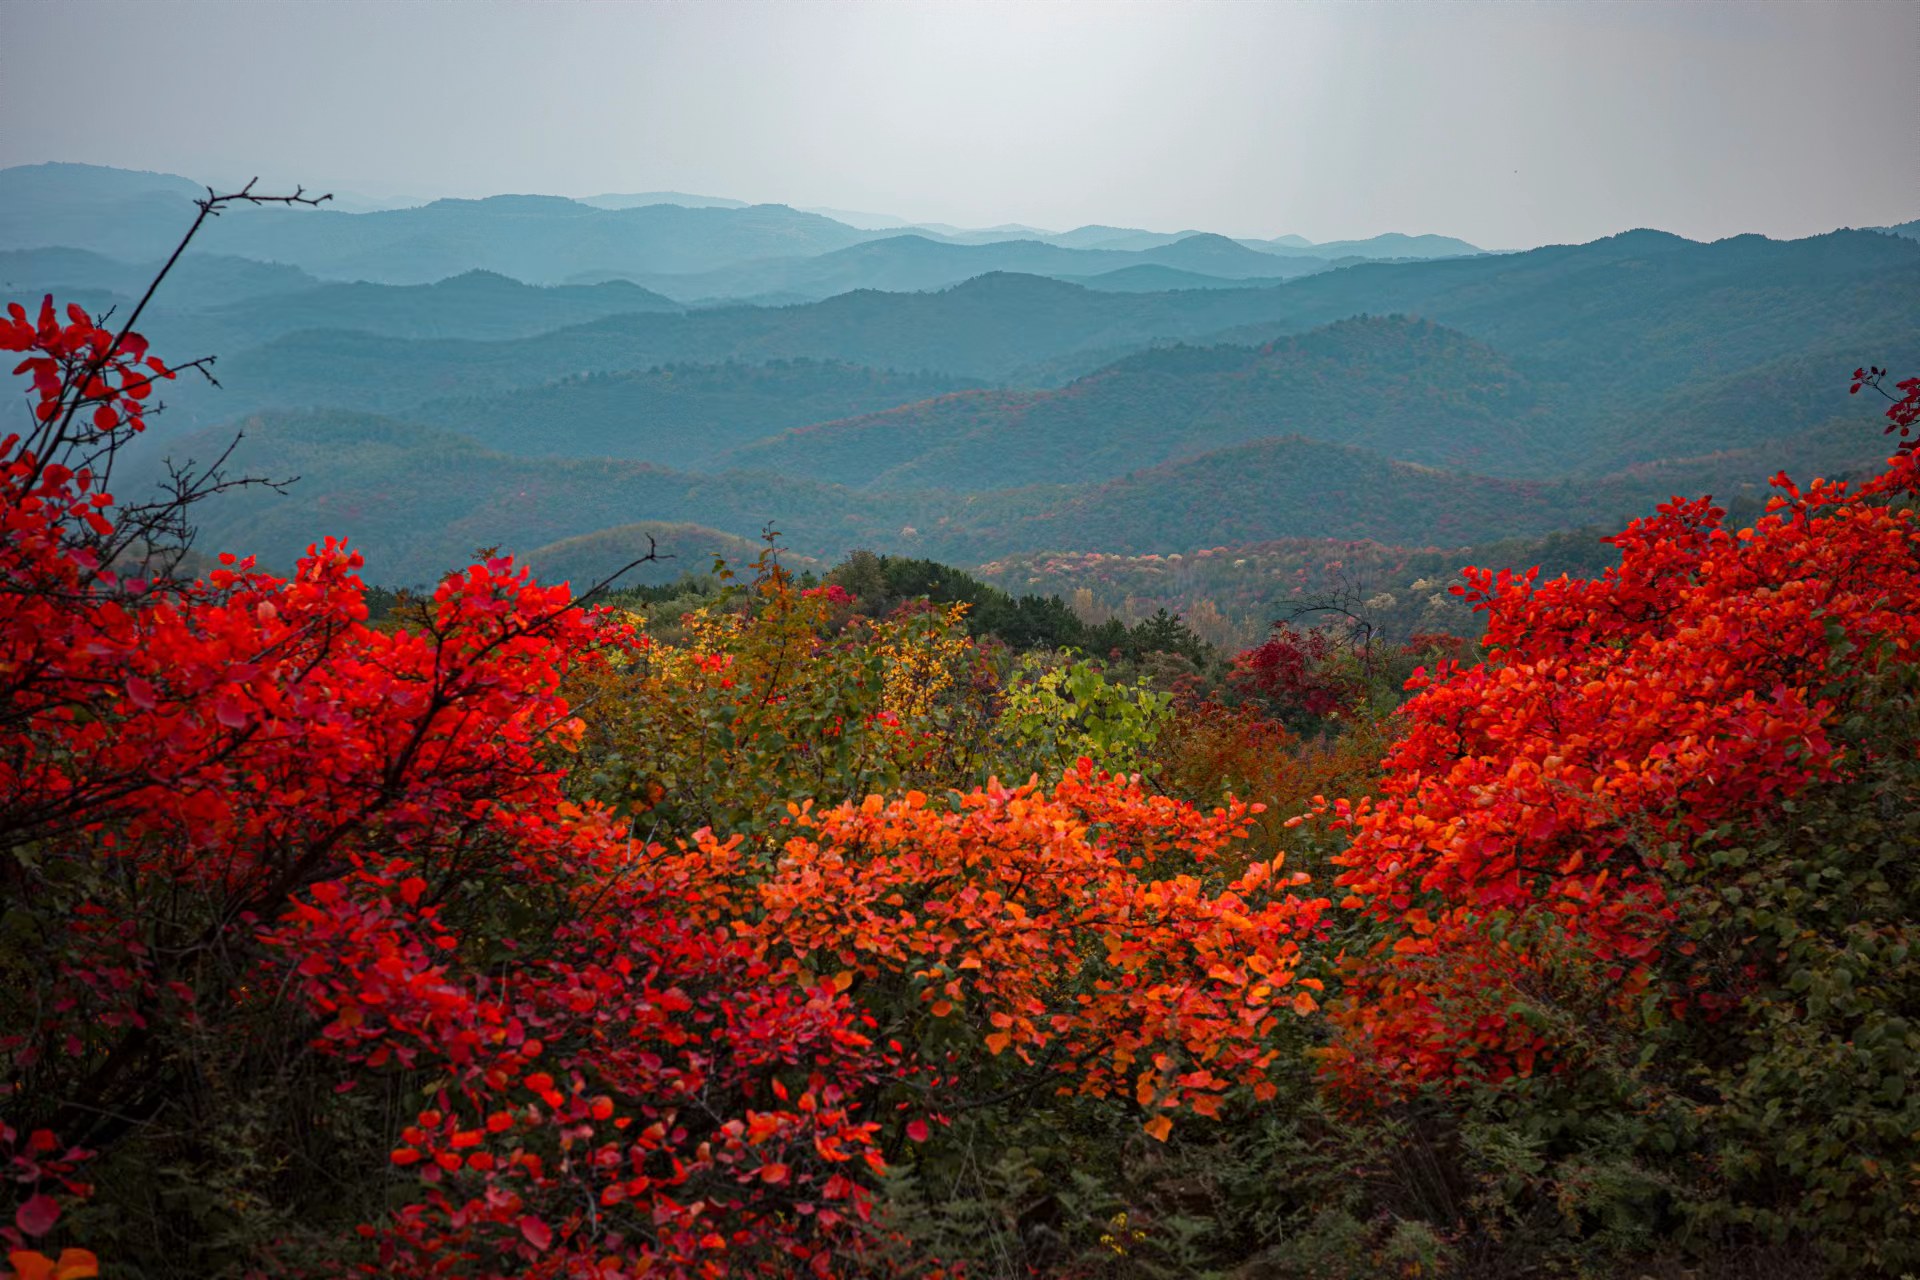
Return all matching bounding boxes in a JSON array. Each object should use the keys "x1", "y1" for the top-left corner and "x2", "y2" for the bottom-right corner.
[{"x1": 1320, "y1": 452, "x2": 1920, "y2": 1094}]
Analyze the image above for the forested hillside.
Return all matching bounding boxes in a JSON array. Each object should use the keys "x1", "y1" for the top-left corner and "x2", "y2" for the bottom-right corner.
[
  {"x1": 140, "y1": 399, "x2": 1894, "y2": 588},
  {"x1": 412, "y1": 359, "x2": 980, "y2": 467},
  {"x1": 718, "y1": 317, "x2": 1555, "y2": 487}
]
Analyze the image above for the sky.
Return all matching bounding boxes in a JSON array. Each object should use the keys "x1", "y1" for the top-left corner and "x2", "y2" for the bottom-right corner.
[{"x1": 1, "y1": 0, "x2": 1913, "y2": 249}]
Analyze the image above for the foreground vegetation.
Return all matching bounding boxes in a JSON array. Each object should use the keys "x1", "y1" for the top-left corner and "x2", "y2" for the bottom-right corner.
[{"x1": 3, "y1": 203, "x2": 1918, "y2": 1280}]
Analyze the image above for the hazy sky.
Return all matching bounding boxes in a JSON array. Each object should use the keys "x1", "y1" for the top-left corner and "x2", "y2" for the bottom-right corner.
[{"x1": 2, "y1": 0, "x2": 1913, "y2": 247}]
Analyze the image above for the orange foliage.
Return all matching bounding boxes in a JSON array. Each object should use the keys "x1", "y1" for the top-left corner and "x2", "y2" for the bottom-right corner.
[{"x1": 661, "y1": 762, "x2": 1330, "y2": 1132}]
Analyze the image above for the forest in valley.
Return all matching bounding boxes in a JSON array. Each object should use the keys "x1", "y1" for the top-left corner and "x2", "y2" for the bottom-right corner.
[{"x1": 2, "y1": 153, "x2": 1919, "y2": 1280}]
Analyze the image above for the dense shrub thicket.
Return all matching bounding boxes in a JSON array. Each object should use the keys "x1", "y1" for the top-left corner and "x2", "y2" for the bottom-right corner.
[{"x1": 3, "y1": 248, "x2": 1918, "y2": 1279}]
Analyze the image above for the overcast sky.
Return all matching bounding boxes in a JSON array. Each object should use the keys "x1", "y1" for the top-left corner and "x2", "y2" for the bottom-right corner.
[{"x1": 2, "y1": 0, "x2": 1913, "y2": 247}]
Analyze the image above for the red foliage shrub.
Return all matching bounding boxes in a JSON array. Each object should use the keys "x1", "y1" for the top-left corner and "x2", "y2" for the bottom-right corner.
[
  {"x1": 1229, "y1": 624, "x2": 1365, "y2": 723},
  {"x1": 1321, "y1": 450, "x2": 1920, "y2": 1094}
]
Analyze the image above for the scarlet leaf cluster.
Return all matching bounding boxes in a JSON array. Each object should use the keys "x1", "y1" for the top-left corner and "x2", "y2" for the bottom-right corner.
[
  {"x1": 1229, "y1": 623, "x2": 1364, "y2": 723},
  {"x1": 1323, "y1": 448, "x2": 1920, "y2": 1092},
  {"x1": 3, "y1": 295, "x2": 173, "y2": 437}
]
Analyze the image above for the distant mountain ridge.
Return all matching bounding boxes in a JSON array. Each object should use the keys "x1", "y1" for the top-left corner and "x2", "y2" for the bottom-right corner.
[
  {"x1": 578, "y1": 191, "x2": 750, "y2": 211},
  {"x1": 0, "y1": 163, "x2": 1490, "y2": 298},
  {"x1": 196, "y1": 270, "x2": 682, "y2": 342},
  {"x1": 410, "y1": 358, "x2": 982, "y2": 468},
  {"x1": 168, "y1": 228, "x2": 1920, "y2": 439},
  {"x1": 630, "y1": 231, "x2": 1334, "y2": 301}
]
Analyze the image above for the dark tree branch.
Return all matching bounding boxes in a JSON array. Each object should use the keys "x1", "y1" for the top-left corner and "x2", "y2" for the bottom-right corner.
[{"x1": 23, "y1": 179, "x2": 329, "y2": 492}]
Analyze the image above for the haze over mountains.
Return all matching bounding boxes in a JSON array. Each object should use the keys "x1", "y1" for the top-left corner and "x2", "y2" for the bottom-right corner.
[
  {"x1": 0, "y1": 162, "x2": 1484, "y2": 299},
  {"x1": 3, "y1": 160, "x2": 1914, "y2": 611}
]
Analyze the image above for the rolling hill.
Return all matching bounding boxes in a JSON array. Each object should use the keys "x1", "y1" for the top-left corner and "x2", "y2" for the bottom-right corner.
[
  {"x1": 715, "y1": 316, "x2": 1557, "y2": 489},
  {"x1": 205, "y1": 196, "x2": 882, "y2": 284},
  {"x1": 522, "y1": 522, "x2": 819, "y2": 590},
  {"x1": 129, "y1": 409, "x2": 950, "y2": 583},
  {"x1": 162, "y1": 271, "x2": 1353, "y2": 424},
  {"x1": 0, "y1": 246, "x2": 321, "y2": 309},
  {"x1": 0, "y1": 164, "x2": 886, "y2": 283},
  {"x1": 1190, "y1": 228, "x2": 1920, "y2": 401},
  {"x1": 0, "y1": 163, "x2": 211, "y2": 261},
  {"x1": 1055, "y1": 265, "x2": 1252, "y2": 292},
  {"x1": 194, "y1": 270, "x2": 682, "y2": 342},
  {"x1": 410, "y1": 359, "x2": 981, "y2": 467},
  {"x1": 127, "y1": 394, "x2": 1898, "y2": 590},
  {"x1": 945, "y1": 419, "x2": 1896, "y2": 558}
]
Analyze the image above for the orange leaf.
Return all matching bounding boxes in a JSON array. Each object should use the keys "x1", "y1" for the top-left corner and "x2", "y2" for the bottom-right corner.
[
  {"x1": 54, "y1": 1250, "x2": 100, "y2": 1280},
  {"x1": 1142, "y1": 1115, "x2": 1173, "y2": 1142}
]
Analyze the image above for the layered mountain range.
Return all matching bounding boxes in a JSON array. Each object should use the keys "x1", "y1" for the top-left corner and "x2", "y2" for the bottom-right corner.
[{"x1": 3, "y1": 161, "x2": 1915, "y2": 611}]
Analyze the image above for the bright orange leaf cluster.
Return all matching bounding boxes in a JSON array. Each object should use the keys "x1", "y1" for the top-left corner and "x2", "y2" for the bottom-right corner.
[{"x1": 668, "y1": 762, "x2": 1330, "y2": 1133}]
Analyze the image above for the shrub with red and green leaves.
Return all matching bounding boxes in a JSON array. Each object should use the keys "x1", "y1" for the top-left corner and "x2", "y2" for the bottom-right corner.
[
  {"x1": 0, "y1": 296, "x2": 910, "y2": 1277},
  {"x1": 1320, "y1": 446, "x2": 1920, "y2": 1100}
]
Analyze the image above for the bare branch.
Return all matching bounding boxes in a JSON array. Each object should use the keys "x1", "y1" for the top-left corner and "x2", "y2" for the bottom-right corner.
[{"x1": 23, "y1": 181, "x2": 328, "y2": 491}]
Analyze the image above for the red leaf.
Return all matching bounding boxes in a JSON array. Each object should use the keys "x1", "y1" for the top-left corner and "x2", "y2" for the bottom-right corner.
[
  {"x1": 518, "y1": 1215, "x2": 553, "y2": 1251},
  {"x1": 905, "y1": 1119, "x2": 930, "y2": 1143},
  {"x1": 16, "y1": 1192, "x2": 60, "y2": 1237}
]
